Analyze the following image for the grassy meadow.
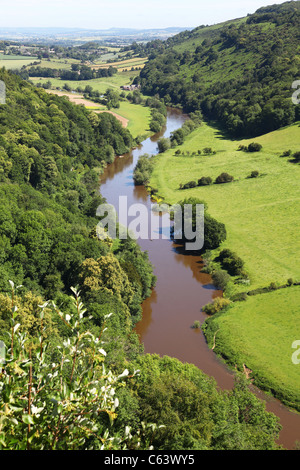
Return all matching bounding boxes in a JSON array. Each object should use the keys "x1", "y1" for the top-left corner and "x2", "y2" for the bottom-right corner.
[
  {"x1": 150, "y1": 119, "x2": 300, "y2": 407},
  {"x1": 30, "y1": 70, "x2": 140, "y2": 94},
  {"x1": 204, "y1": 287, "x2": 300, "y2": 410},
  {"x1": 150, "y1": 121, "x2": 300, "y2": 289},
  {"x1": 0, "y1": 53, "x2": 35, "y2": 69},
  {"x1": 116, "y1": 100, "x2": 151, "y2": 138}
]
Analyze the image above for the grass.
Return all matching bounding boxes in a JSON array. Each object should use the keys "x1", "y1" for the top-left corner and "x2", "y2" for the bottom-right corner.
[
  {"x1": 93, "y1": 56, "x2": 147, "y2": 70},
  {"x1": 150, "y1": 121, "x2": 300, "y2": 289},
  {"x1": 30, "y1": 70, "x2": 140, "y2": 94},
  {"x1": 31, "y1": 71, "x2": 151, "y2": 138},
  {"x1": 0, "y1": 53, "x2": 35, "y2": 69},
  {"x1": 204, "y1": 287, "x2": 300, "y2": 410},
  {"x1": 150, "y1": 118, "x2": 300, "y2": 408},
  {"x1": 31, "y1": 59, "x2": 81, "y2": 70},
  {"x1": 117, "y1": 101, "x2": 151, "y2": 138}
]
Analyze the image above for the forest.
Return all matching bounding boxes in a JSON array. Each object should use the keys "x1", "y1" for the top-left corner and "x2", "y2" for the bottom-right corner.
[{"x1": 139, "y1": 1, "x2": 300, "y2": 136}]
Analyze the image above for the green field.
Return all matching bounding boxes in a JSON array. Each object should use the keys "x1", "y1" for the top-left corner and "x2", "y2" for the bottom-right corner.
[
  {"x1": 30, "y1": 70, "x2": 139, "y2": 94},
  {"x1": 150, "y1": 121, "x2": 300, "y2": 289},
  {"x1": 204, "y1": 287, "x2": 300, "y2": 410},
  {"x1": 33, "y1": 58, "x2": 81, "y2": 70},
  {"x1": 150, "y1": 119, "x2": 300, "y2": 407},
  {"x1": 117, "y1": 101, "x2": 151, "y2": 138},
  {"x1": 0, "y1": 53, "x2": 35, "y2": 69},
  {"x1": 93, "y1": 100, "x2": 151, "y2": 139}
]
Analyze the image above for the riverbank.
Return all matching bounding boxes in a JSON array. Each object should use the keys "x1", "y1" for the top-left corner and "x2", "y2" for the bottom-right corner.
[
  {"x1": 99, "y1": 109, "x2": 300, "y2": 449},
  {"x1": 146, "y1": 117, "x2": 300, "y2": 437},
  {"x1": 203, "y1": 287, "x2": 300, "y2": 412}
]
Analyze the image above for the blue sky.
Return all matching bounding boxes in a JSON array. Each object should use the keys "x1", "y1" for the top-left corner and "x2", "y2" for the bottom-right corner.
[{"x1": 0, "y1": 0, "x2": 286, "y2": 29}]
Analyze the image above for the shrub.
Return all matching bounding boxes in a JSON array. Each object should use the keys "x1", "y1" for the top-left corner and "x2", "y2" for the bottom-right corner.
[
  {"x1": 215, "y1": 173, "x2": 234, "y2": 184},
  {"x1": 218, "y1": 249, "x2": 245, "y2": 276},
  {"x1": 292, "y1": 151, "x2": 300, "y2": 162},
  {"x1": 247, "y1": 142, "x2": 262, "y2": 152},
  {"x1": 212, "y1": 270, "x2": 231, "y2": 290},
  {"x1": 157, "y1": 138, "x2": 171, "y2": 153},
  {"x1": 218, "y1": 249, "x2": 234, "y2": 262},
  {"x1": 231, "y1": 292, "x2": 248, "y2": 302},
  {"x1": 280, "y1": 150, "x2": 292, "y2": 157},
  {"x1": 204, "y1": 214, "x2": 227, "y2": 250},
  {"x1": 198, "y1": 176, "x2": 213, "y2": 186},
  {"x1": 192, "y1": 320, "x2": 201, "y2": 329},
  {"x1": 202, "y1": 297, "x2": 231, "y2": 315},
  {"x1": 222, "y1": 255, "x2": 244, "y2": 276},
  {"x1": 182, "y1": 180, "x2": 197, "y2": 189}
]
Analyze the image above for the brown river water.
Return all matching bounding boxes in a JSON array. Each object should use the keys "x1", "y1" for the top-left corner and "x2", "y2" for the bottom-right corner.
[{"x1": 100, "y1": 108, "x2": 300, "y2": 450}]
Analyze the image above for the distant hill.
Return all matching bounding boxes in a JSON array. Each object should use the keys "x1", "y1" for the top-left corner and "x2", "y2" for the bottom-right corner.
[
  {"x1": 139, "y1": 1, "x2": 300, "y2": 137},
  {"x1": 0, "y1": 27, "x2": 192, "y2": 45}
]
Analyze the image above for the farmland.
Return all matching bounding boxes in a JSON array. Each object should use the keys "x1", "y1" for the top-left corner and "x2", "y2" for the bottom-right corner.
[
  {"x1": 29, "y1": 70, "x2": 139, "y2": 94},
  {"x1": 0, "y1": 53, "x2": 35, "y2": 69}
]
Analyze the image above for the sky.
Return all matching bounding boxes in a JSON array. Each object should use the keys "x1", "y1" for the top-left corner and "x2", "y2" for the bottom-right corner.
[{"x1": 0, "y1": 0, "x2": 287, "y2": 29}]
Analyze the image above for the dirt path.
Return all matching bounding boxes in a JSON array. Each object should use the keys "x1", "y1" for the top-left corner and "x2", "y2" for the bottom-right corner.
[{"x1": 44, "y1": 89, "x2": 129, "y2": 128}]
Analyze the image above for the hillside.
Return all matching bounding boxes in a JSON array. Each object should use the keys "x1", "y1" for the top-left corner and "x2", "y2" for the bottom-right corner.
[{"x1": 139, "y1": 1, "x2": 300, "y2": 137}]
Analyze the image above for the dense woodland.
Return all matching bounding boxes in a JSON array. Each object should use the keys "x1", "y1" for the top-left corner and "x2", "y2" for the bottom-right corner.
[
  {"x1": 139, "y1": 2, "x2": 300, "y2": 136},
  {"x1": 0, "y1": 67, "x2": 284, "y2": 449}
]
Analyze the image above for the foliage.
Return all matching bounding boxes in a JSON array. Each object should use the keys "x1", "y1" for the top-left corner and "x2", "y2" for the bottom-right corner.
[
  {"x1": 215, "y1": 173, "x2": 234, "y2": 184},
  {"x1": 202, "y1": 297, "x2": 231, "y2": 315},
  {"x1": 133, "y1": 154, "x2": 153, "y2": 185},
  {"x1": 139, "y1": 2, "x2": 300, "y2": 137},
  {"x1": 129, "y1": 355, "x2": 281, "y2": 450},
  {"x1": 218, "y1": 249, "x2": 245, "y2": 276},
  {"x1": 211, "y1": 270, "x2": 231, "y2": 290},
  {"x1": 174, "y1": 197, "x2": 226, "y2": 251},
  {"x1": 0, "y1": 284, "x2": 155, "y2": 450}
]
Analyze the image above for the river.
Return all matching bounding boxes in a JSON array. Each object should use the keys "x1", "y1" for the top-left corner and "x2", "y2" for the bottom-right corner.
[{"x1": 100, "y1": 108, "x2": 300, "y2": 450}]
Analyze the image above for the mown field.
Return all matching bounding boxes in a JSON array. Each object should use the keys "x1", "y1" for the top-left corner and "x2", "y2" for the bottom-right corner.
[
  {"x1": 150, "y1": 121, "x2": 300, "y2": 289},
  {"x1": 150, "y1": 119, "x2": 300, "y2": 408}
]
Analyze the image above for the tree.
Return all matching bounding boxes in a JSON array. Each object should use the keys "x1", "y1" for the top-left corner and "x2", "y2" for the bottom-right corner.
[
  {"x1": 215, "y1": 173, "x2": 234, "y2": 184},
  {"x1": 79, "y1": 255, "x2": 134, "y2": 306},
  {"x1": 157, "y1": 138, "x2": 171, "y2": 153},
  {"x1": 0, "y1": 284, "x2": 156, "y2": 450}
]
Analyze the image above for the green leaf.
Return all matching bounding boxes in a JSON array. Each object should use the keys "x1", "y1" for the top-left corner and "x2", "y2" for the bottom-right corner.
[{"x1": 22, "y1": 414, "x2": 35, "y2": 425}]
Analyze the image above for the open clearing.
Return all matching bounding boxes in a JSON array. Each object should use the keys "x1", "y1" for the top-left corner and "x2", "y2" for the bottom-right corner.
[{"x1": 30, "y1": 70, "x2": 139, "y2": 94}]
